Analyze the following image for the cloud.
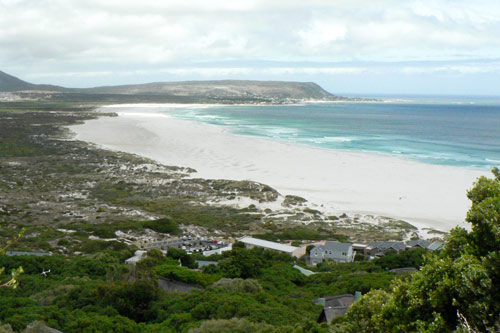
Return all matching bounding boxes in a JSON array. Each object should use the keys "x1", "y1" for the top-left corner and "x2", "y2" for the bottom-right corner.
[
  {"x1": 2, "y1": 0, "x2": 500, "y2": 65},
  {"x1": 2, "y1": 0, "x2": 500, "y2": 93}
]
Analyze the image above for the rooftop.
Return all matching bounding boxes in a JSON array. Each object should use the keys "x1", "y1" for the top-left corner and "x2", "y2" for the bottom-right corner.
[
  {"x1": 428, "y1": 241, "x2": 444, "y2": 251},
  {"x1": 5, "y1": 251, "x2": 52, "y2": 256},
  {"x1": 314, "y1": 241, "x2": 352, "y2": 253},
  {"x1": 406, "y1": 239, "x2": 431, "y2": 248},
  {"x1": 238, "y1": 236, "x2": 298, "y2": 253},
  {"x1": 324, "y1": 294, "x2": 356, "y2": 308},
  {"x1": 369, "y1": 241, "x2": 407, "y2": 251}
]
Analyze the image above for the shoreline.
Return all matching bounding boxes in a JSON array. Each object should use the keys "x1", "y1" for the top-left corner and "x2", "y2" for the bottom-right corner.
[{"x1": 70, "y1": 105, "x2": 488, "y2": 232}]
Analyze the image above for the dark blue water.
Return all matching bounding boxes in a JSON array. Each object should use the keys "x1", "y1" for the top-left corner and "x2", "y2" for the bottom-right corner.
[{"x1": 163, "y1": 100, "x2": 500, "y2": 169}]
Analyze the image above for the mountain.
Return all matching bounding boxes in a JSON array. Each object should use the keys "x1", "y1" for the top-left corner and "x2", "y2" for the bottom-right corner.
[
  {"x1": 76, "y1": 80, "x2": 337, "y2": 100},
  {"x1": 0, "y1": 70, "x2": 36, "y2": 91},
  {"x1": 0, "y1": 70, "x2": 341, "y2": 102},
  {"x1": 0, "y1": 70, "x2": 64, "y2": 92}
]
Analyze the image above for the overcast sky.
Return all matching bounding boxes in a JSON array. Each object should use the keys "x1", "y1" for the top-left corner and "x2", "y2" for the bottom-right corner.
[{"x1": 1, "y1": 0, "x2": 500, "y2": 95}]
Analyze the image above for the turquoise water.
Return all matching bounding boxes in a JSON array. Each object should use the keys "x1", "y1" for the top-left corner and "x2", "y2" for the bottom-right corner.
[{"x1": 161, "y1": 98, "x2": 500, "y2": 170}]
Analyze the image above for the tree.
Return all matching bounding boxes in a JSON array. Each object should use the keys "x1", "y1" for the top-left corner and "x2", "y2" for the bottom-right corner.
[
  {"x1": 0, "y1": 229, "x2": 24, "y2": 288},
  {"x1": 219, "y1": 248, "x2": 264, "y2": 279},
  {"x1": 166, "y1": 248, "x2": 197, "y2": 269}
]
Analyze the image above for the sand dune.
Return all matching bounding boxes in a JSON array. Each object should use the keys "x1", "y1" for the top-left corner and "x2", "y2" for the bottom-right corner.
[{"x1": 71, "y1": 105, "x2": 488, "y2": 231}]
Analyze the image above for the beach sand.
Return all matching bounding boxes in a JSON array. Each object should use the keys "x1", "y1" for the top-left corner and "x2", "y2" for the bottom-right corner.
[{"x1": 71, "y1": 105, "x2": 488, "y2": 231}]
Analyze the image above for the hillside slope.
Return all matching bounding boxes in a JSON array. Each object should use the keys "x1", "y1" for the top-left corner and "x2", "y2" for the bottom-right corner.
[
  {"x1": 0, "y1": 70, "x2": 64, "y2": 92},
  {"x1": 0, "y1": 70, "x2": 340, "y2": 102},
  {"x1": 0, "y1": 70, "x2": 35, "y2": 91},
  {"x1": 77, "y1": 80, "x2": 337, "y2": 100}
]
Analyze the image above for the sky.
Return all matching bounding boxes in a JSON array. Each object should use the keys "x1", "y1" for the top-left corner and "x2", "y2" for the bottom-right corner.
[{"x1": 1, "y1": 0, "x2": 500, "y2": 96}]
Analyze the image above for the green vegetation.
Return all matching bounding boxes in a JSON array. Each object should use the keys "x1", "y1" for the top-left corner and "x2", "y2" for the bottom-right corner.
[
  {"x1": 0, "y1": 230, "x2": 24, "y2": 289},
  {"x1": 2, "y1": 102, "x2": 498, "y2": 331},
  {"x1": 0, "y1": 244, "x2": 403, "y2": 332},
  {"x1": 143, "y1": 218, "x2": 180, "y2": 235},
  {"x1": 374, "y1": 248, "x2": 427, "y2": 270},
  {"x1": 2, "y1": 166, "x2": 498, "y2": 332},
  {"x1": 255, "y1": 225, "x2": 348, "y2": 242}
]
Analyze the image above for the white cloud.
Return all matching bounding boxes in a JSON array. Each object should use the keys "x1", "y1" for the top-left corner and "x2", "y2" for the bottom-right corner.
[{"x1": 1, "y1": 0, "x2": 500, "y2": 91}]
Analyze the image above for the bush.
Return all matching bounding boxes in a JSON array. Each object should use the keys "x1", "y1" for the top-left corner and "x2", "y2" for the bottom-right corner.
[
  {"x1": 166, "y1": 248, "x2": 197, "y2": 269},
  {"x1": 57, "y1": 238, "x2": 70, "y2": 246},
  {"x1": 143, "y1": 218, "x2": 180, "y2": 235},
  {"x1": 212, "y1": 278, "x2": 263, "y2": 294},
  {"x1": 188, "y1": 318, "x2": 273, "y2": 333},
  {"x1": 155, "y1": 264, "x2": 219, "y2": 287},
  {"x1": 374, "y1": 248, "x2": 428, "y2": 270}
]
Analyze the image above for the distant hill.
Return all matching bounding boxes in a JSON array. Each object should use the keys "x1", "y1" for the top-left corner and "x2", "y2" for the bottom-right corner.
[
  {"x1": 0, "y1": 70, "x2": 35, "y2": 91},
  {"x1": 0, "y1": 70, "x2": 342, "y2": 103},
  {"x1": 77, "y1": 80, "x2": 337, "y2": 100},
  {"x1": 0, "y1": 70, "x2": 64, "y2": 92}
]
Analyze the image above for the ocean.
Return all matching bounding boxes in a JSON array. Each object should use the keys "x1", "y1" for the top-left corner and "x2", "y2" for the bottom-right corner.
[{"x1": 153, "y1": 97, "x2": 500, "y2": 170}]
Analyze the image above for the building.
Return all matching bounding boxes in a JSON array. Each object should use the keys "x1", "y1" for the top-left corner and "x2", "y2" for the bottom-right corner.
[
  {"x1": 368, "y1": 241, "x2": 407, "y2": 256},
  {"x1": 427, "y1": 241, "x2": 444, "y2": 251},
  {"x1": 406, "y1": 239, "x2": 431, "y2": 249},
  {"x1": 352, "y1": 243, "x2": 372, "y2": 255},
  {"x1": 238, "y1": 236, "x2": 305, "y2": 258},
  {"x1": 316, "y1": 294, "x2": 357, "y2": 324},
  {"x1": 309, "y1": 241, "x2": 354, "y2": 265},
  {"x1": 5, "y1": 251, "x2": 51, "y2": 256}
]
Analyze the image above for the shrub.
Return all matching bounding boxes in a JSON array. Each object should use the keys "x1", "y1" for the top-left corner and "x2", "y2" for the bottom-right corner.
[
  {"x1": 143, "y1": 218, "x2": 180, "y2": 235},
  {"x1": 212, "y1": 278, "x2": 263, "y2": 294}
]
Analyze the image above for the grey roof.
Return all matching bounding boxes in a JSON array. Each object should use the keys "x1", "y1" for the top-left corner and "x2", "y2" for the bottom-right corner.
[
  {"x1": 324, "y1": 294, "x2": 355, "y2": 308},
  {"x1": 317, "y1": 294, "x2": 356, "y2": 323},
  {"x1": 316, "y1": 241, "x2": 352, "y2": 253},
  {"x1": 5, "y1": 251, "x2": 51, "y2": 256},
  {"x1": 322, "y1": 307, "x2": 349, "y2": 323},
  {"x1": 428, "y1": 241, "x2": 444, "y2": 251},
  {"x1": 369, "y1": 241, "x2": 407, "y2": 251},
  {"x1": 406, "y1": 239, "x2": 431, "y2": 248}
]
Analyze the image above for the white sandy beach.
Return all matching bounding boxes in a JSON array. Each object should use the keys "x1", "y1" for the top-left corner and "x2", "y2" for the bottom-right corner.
[{"x1": 71, "y1": 105, "x2": 488, "y2": 231}]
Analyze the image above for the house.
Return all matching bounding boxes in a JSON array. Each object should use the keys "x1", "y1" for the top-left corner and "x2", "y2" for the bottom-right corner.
[
  {"x1": 238, "y1": 236, "x2": 305, "y2": 258},
  {"x1": 124, "y1": 250, "x2": 147, "y2": 265},
  {"x1": 406, "y1": 239, "x2": 431, "y2": 249},
  {"x1": 368, "y1": 241, "x2": 407, "y2": 256},
  {"x1": 309, "y1": 241, "x2": 354, "y2": 265},
  {"x1": 427, "y1": 241, "x2": 444, "y2": 252},
  {"x1": 352, "y1": 243, "x2": 372, "y2": 255},
  {"x1": 316, "y1": 294, "x2": 356, "y2": 324}
]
